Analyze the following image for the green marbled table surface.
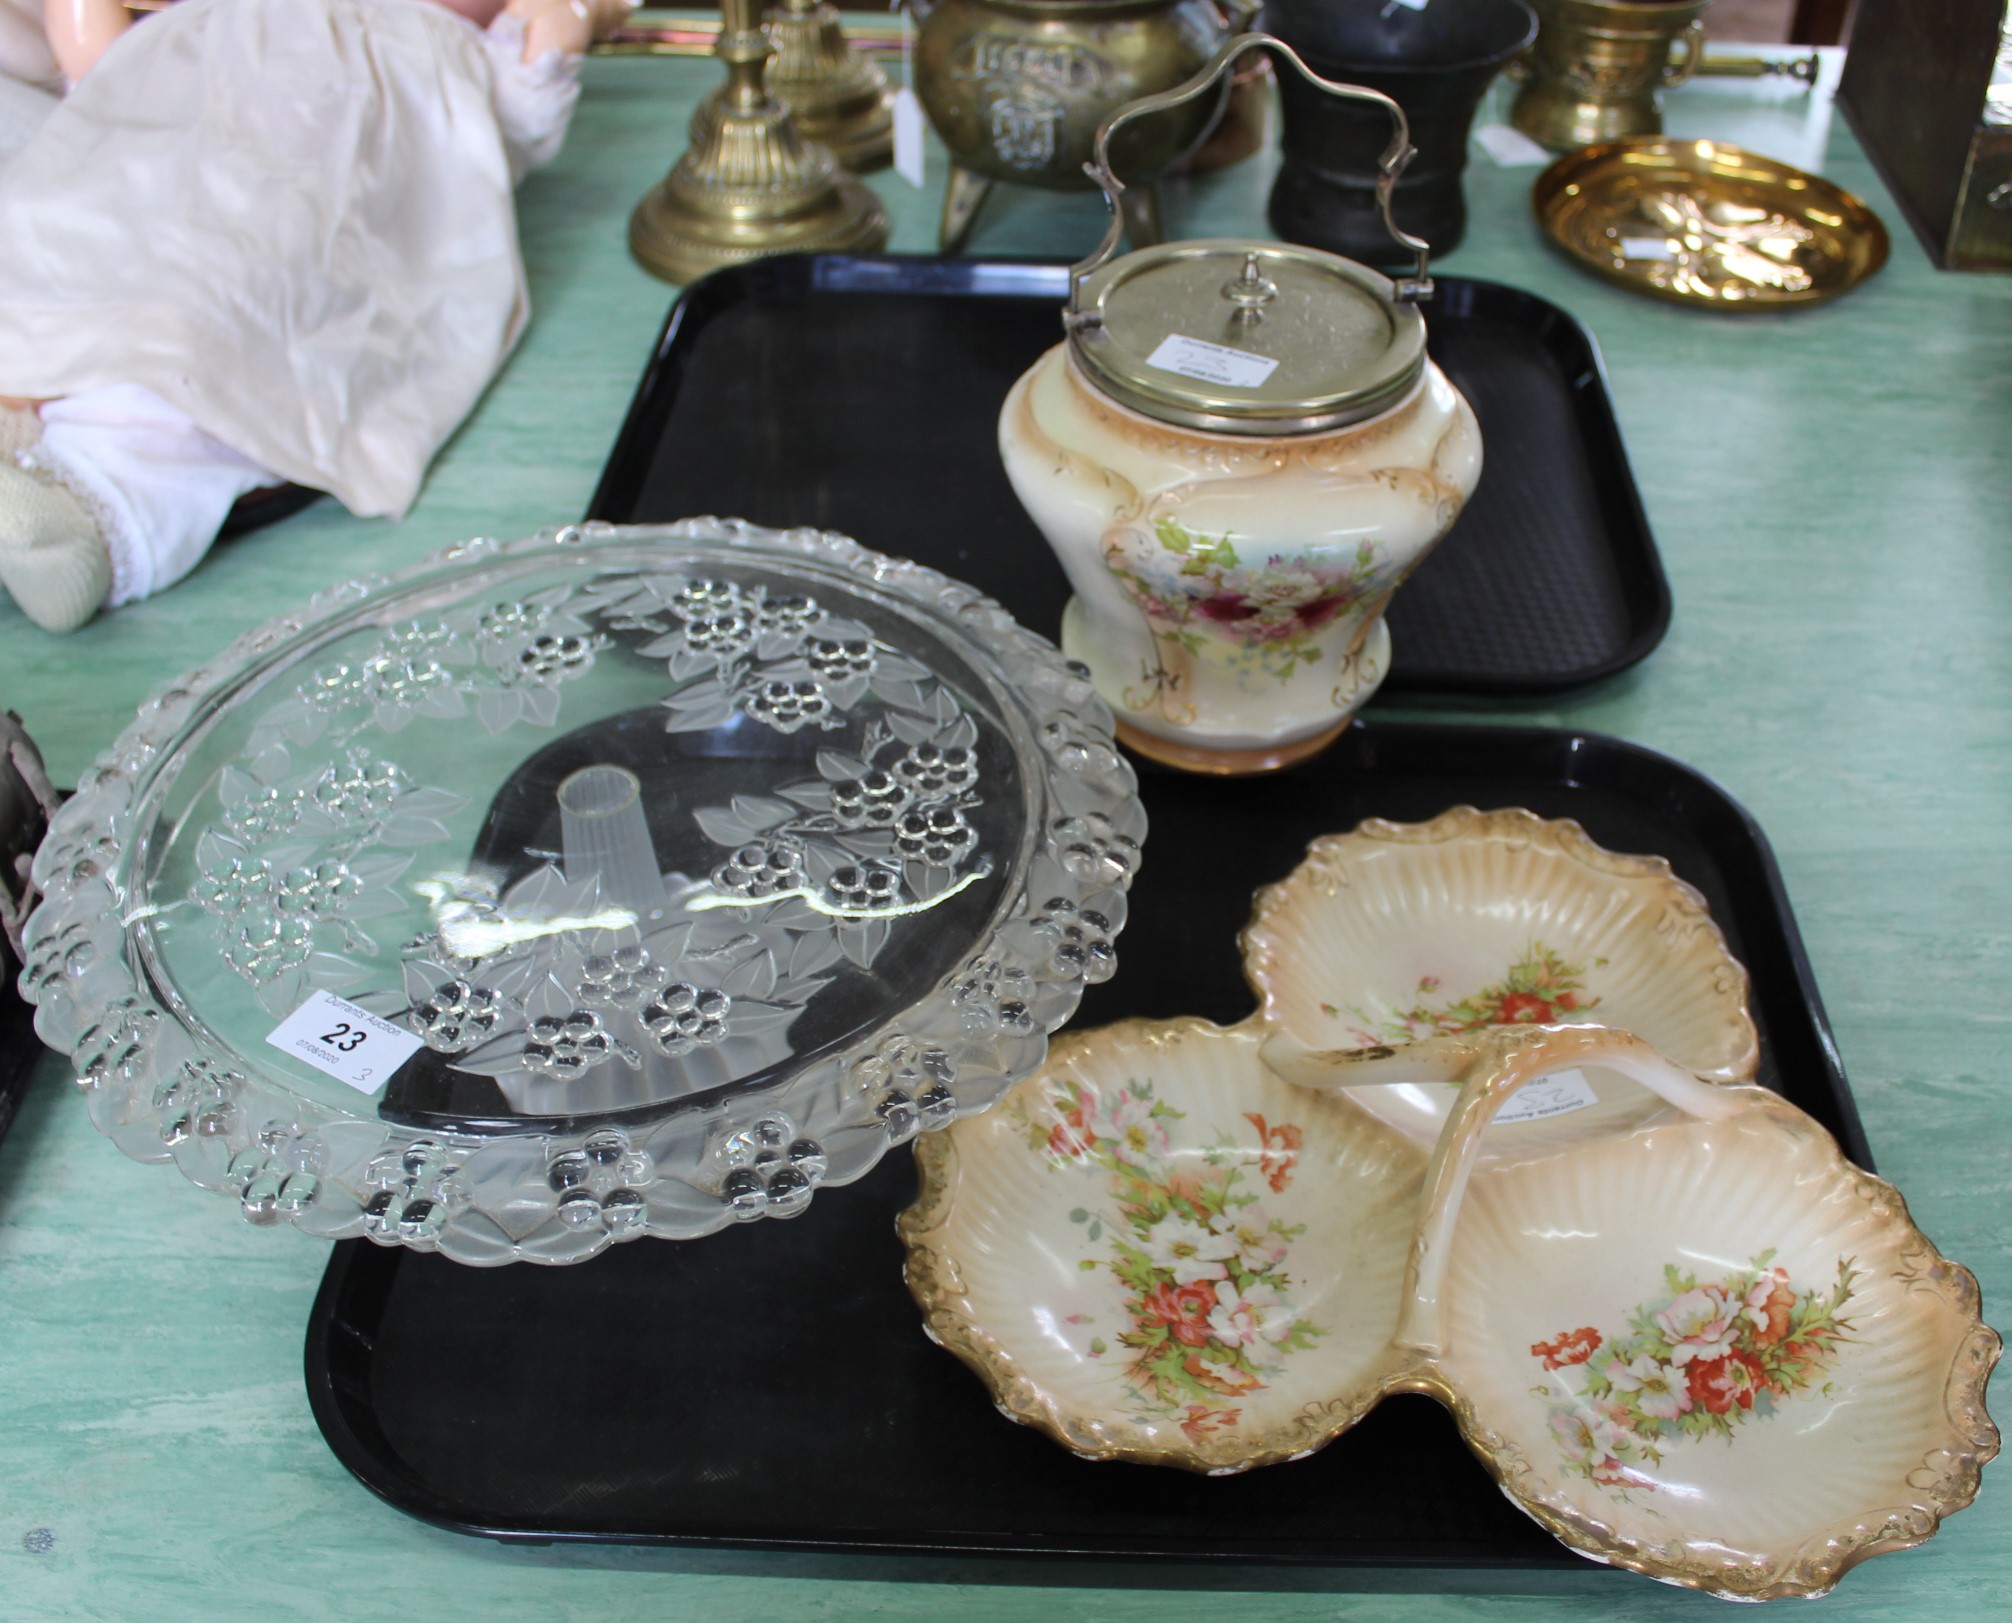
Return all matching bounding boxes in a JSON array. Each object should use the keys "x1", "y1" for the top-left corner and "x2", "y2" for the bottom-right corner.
[{"x1": 1, "y1": 41, "x2": 2007, "y2": 1623}]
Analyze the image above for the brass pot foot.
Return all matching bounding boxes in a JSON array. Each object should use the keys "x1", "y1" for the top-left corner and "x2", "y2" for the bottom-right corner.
[{"x1": 940, "y1": 164, "x2": 994, "y2": 254}]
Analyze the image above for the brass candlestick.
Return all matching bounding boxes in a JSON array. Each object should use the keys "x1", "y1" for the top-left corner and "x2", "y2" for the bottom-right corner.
[
  {"x1": 763, "y1": 0, "x2": 894, "y2": 171},
  {"x1": 687, "y1": 1, "x2": 894, "y2": 173},
  {"x1": 629, "y1": 0, "x2": 890, "y2": 285}
]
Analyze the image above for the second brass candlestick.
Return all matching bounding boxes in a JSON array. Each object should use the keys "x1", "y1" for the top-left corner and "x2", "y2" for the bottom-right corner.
[
  {"x1": 630, "y1": 0, "x2": 889, "y2": 285},
  {"x1": 763, "y1": 0, "x2": 894, "y2": 171}
]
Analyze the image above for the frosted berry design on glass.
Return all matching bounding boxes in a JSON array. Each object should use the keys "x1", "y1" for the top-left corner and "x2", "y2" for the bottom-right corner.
[{"x1": 23, "y1": 521, "x2": 1141, "y2": 1260}]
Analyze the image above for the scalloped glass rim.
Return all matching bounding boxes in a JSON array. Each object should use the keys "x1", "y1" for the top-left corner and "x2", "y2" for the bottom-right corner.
[{"x1": 20, "y1": 519, "x2": 1145, "y2": 1264}]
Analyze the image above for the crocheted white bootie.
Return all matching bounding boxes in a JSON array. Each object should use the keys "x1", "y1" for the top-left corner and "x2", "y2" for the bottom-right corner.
[
  {"x1": 0, "y1": 404, "x2": 41, "y2": 458},
  {"x1": 0, "y1": 460, "x2": 112, "y2": 632}
]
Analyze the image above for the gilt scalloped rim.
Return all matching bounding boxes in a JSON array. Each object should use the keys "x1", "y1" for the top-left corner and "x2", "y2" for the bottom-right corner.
[
  {"x1": 899, "y1": 1016, "x2": 1404, "y2": 1477},
  {"x1": 1239, "y1": 804, "x2": 1760, "y2": 1086},
  {"x1": 1414, "y1": 1097, "x2": 2001, "y2": 1601},
  {"x1": 900, "y1": 1023, "x2": 1999, "y2": 1598}
]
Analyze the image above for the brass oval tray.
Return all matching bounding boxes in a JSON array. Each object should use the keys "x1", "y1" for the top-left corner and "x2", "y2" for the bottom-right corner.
[{"x1": 1533, "y1": 137, "x2": 1889, "y2": 309}]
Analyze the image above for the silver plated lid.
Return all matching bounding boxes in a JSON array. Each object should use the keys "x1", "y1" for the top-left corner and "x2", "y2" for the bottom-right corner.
[
  {"x1": 1061, "y1": 32, "x2": 1435, "y2": 437},
  {"x1": 1069, "y1": 238, "x2": 1427, "y2": 435}
]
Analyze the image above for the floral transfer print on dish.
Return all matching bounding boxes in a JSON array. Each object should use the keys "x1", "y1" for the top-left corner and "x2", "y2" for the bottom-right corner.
[
  {"x1": 1531, "y1": 1251, "x2": 1858, "y2": 1497},
  {"x1": 1103, "y1": 516, "x2": 1384, "y2": 691},
  {"x1": 1016, "y1": 1080, "x2": 1325, "y2": 1440},
  {"x1": 1325, "y1": 942, "x2": 1604, "y2": 1047}
]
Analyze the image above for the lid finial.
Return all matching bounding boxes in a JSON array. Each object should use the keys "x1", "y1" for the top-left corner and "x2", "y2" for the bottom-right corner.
[{"x1": 1222, "y1": 253, "x2": 1279, "y2": 325}]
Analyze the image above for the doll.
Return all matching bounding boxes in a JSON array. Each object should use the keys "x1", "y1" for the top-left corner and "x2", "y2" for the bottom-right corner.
[{"x1": 0, "y1": 0, "x2": 634, "y2": 633}]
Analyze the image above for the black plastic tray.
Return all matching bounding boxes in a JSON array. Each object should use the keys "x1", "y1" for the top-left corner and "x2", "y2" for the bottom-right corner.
[
  {"x1": 305, "y1": 719, "x2": 1869, "y2": 1566},
  {"x1": 0, "y1": 973, "x2": 37, "y2": 1151},
  {"x1": 587, "y1": 254, "x2": 1670, "y2": 697}
]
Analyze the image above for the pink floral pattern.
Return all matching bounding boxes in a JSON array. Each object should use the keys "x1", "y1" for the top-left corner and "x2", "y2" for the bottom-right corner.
[
  {"x1": 1103, "y1": 517, "x2": 1384, "y2": 686},
  {"x1": 1027, "y1": 1078, "x2": 1324, "y2": 1422},
  {"x1": 1532, "y1": 1252, "x2": 1857, "y2": 1495}
]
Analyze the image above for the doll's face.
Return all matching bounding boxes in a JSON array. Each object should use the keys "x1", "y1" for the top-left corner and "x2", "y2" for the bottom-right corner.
[{"x1": 427, "y1": 0, "x2": 511, "y2": 27}]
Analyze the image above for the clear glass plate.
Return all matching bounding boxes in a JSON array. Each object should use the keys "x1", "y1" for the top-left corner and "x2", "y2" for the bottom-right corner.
[{"x1": 22, "y1": 520, "x2": 1144, "y2": 1264}]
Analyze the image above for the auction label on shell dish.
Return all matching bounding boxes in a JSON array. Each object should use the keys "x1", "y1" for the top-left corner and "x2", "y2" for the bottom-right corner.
[
  {"x1": 1146, "y1": 334, "x2": 1280, "y2": 390},
  {"x1": 1492, "y1": 1067, "x2": 1599, "y2": 1124},
  {"x1": 266, "y1": 989, "x2": 424, "y2": 1095}
]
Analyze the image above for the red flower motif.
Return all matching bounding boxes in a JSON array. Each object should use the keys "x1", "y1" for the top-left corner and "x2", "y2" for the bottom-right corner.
[
  {"x1": 1243, "y1": 1112, "x2": 1304, "y2": 1193},
  {"x1": 1195, "y1": 593, "x2": 1255, "y2": 626},
  {"x1": 1496, "y1": 992, "x2": 1555, "y2": 1024},
  {"x1": 1687, "y1": 1349, "x2": 1766, "y2": 1415},
  {"x1": 1555, "y1": 992, "x2": 1580, "y2": 1011},
  {"x1": 1749, "y1": 1278, "x2": 1797, "y2": 1349},
  {"x1": 1179, "y1": 1405, "x2": 1242, "y2": 1442},
  {"x1": 1531, "y1": 1326, "x2": 1603, "y2": 1370},
  {"x1": 1291, "y1": 595, "x2": 1348, "y2": 633},
  {"x1": 1046, "y1": 1105, "x2": 1093, "y2": 1159},
  {"x1": 1140, "y1": 1281, "x2": 1218, "y2": 1348}
]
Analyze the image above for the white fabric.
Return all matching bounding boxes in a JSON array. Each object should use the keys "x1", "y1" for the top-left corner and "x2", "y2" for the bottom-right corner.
[
  {"x1": 0, "y1": 0, "x2": 59, "y2": 94},
  {"x1": 481, "y1": 17, "x2": 583, "y2": 183},
  {"x1": 0, "y1": 72, "x2": 54, "y2": 167},
  {"x1": 29, "y1": 384, "x2": 278, "y2": 606},
  {"x1": 0, "y1": 0, "x2": 583, "y2": 520}
]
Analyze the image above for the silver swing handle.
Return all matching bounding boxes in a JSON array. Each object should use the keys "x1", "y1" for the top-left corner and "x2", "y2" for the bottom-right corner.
[{"x1": 1066, "y1": 32, "x2": 1435, "y2": 327}]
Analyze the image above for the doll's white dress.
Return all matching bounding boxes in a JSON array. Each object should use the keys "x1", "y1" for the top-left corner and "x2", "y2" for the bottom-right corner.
[{"x1": 0, "y1": 0, "x2": 580, "y2": 604}]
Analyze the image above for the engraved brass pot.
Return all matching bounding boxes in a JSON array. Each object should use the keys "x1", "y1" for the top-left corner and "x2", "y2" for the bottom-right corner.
[
  {"x1": 1509, "y1": 0, "x2": 1709, "y2": 153},
  {"x1": 911, "y1": 0, "x2": 1249, "y2": 250}
]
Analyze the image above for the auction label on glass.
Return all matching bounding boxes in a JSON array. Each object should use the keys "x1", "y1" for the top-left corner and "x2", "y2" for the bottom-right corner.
[
  {"x1": 1493, "y1": 1068, "x2": 1599, "y2": 1124},
  {"x1": 266, "y1": 990, "x2": 422, "y2": 1095},
  {"x1": 1147, "y1": 334, "x2": 1280, "y2": 390}
]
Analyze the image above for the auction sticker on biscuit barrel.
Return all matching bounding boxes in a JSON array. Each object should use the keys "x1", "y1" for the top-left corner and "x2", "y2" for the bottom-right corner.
[{"x1": 1146, "y1": 334, "x2": 1280, "y2": 390}]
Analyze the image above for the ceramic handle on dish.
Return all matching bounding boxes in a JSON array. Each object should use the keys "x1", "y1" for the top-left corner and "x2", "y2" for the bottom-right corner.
[
  {"x1": 1389, "y1": 1024, "x2": 1745, "y2": 1356},
  {"x1": 1267, "y1": 1024, "x2": 1749, "y2": 1357},
  {"x1": 1066, "y1": 33, "x2": 1433, "y2": 316}
]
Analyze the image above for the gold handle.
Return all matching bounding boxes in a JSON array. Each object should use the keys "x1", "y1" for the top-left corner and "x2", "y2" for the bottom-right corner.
[{"x1": 1662, "y1": 20, "x2": 1706, "y2": 88}]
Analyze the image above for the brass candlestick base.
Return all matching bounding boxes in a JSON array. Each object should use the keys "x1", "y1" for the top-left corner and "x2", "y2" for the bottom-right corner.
[{"x1": 630, "y1": 1, "x2": 889, "y2": 285}]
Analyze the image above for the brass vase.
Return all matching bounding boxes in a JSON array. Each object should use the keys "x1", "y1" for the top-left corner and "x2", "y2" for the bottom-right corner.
[{"x1": 1509, "y1": 0, "x2": 1710, "y2": 152}]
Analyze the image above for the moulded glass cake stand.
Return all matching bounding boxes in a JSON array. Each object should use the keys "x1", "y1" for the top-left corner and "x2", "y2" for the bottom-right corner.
[{"x1": 20, "y1": 519, "x2": 1144, "y2": 1264}]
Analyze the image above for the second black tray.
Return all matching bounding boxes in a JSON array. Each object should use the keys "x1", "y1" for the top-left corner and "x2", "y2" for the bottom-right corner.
[
  {"x1": 305, "y1": 719, "x2": 1868, "y2": 1567},
  {"x1": 588, "y1": 254, "x2": 1670, "y2": 697}
]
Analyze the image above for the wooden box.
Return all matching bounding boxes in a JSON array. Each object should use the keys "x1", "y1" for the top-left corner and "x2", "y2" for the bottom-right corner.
[{"x1": 1837, "y1": 0, "x2": 2012, "y2": 271}]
